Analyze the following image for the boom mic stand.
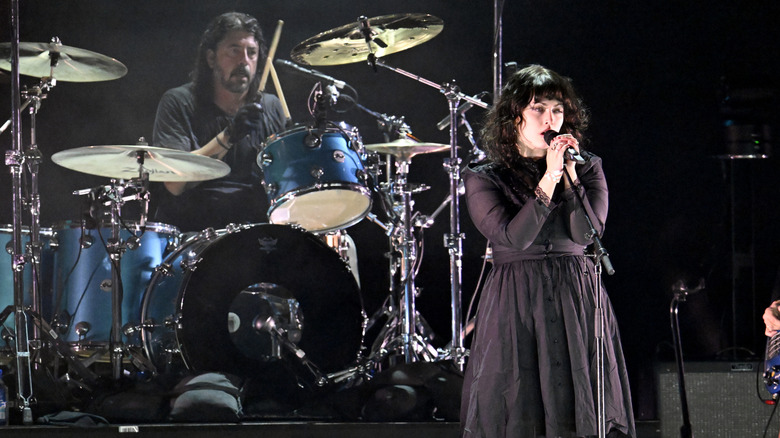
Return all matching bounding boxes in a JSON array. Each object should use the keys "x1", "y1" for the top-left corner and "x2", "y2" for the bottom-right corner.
[{"x1": 562, "y1": 167, "x2": 615, "y2": 438}]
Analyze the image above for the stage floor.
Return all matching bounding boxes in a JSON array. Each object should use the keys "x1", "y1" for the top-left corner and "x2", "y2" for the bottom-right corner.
[
  {"x1": 0, "y1": 421, "x2": 663, "y2": 438},
  {"x1": 0, "y1": 421, "x2": 461, "y2": 438}
]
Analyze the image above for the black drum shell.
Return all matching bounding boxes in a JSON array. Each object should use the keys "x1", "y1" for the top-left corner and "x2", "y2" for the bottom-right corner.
[{"x1": 141, "y1": 223, "x2": 363, "y2": 378}]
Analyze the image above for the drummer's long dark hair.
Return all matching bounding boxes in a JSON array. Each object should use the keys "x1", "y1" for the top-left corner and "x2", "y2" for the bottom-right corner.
[
  {"x1": 191, "y1": 12, "x2": 267, "y2": 106},
  {"x1": 481, "y1": 65, "x2": 589, "y2": 174}
]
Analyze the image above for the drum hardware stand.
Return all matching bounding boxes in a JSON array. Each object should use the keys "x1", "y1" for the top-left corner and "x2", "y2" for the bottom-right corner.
[
  {"x1": 562, "y1": 167, "x2": 615, "y2": 438},
  {"x1": 352, "y1": 101, "x2": 411, "y2": 194},
  {"x1": 2, "y1": 27, "x2": 62, "y2": 421},
  {"x1": 364, "y1": 55, "x2": 489, "y2": 369},
  {"x1": 72, "y1": 147, "x2": 151, "y2": 380},
  {"x1": 365, "y1": 154, "x2": 439, "y2": 366}
]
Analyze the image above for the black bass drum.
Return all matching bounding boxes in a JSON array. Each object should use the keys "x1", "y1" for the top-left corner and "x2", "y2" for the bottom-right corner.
[{"x1": 140, "y1": 223, "x2": 363, "y2": 379}]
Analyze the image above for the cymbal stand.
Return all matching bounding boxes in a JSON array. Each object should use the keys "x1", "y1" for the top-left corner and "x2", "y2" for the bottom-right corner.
[
  {"x1": 2, "y1": 24, "x2": 60, "y2": 422},
  {"x1": 5, "y1": 6, "x2": 33, "y2": 414},
  {"x1": 20, "y1": 80, "x2": 54, "y2": 349},
  {"x1": 368, "y1": 155, "x2": 438, "y2": 365},
  {"x1": 352, "y1": 100, "x2": 412, "y2": 334},
  {"x1": 74, "y1": 152, "x2": 150, "y2": 380},
  {"x1": 366, "y1": 55, "x2": 488, "y2": 368}
]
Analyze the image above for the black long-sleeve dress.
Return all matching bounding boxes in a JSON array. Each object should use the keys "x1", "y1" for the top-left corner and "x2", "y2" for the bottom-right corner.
[{"x1": 460, "y1": 154, "x2": 635, "y2": 437}]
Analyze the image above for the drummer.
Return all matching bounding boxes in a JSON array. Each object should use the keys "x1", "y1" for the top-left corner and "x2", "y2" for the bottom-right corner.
[{"x1": 151, "y1": 12, "x2": 290, "y2": 232}]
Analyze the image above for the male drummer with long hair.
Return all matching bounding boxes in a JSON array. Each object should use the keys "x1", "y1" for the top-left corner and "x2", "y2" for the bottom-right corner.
[{"x1": 152, "y1": 12, "x2": 290, "y2": 232}]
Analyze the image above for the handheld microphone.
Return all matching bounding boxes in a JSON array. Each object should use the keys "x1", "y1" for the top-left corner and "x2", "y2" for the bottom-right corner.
[
  {"x1": 543, "y1": 130, "x2": 587, "y2": 164},
  {"x1": 275, "y1": 59, "x2": 345, "y2": 89}
]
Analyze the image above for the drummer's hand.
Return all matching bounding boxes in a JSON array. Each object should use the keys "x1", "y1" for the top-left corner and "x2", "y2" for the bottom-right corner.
[
  {"x1": 764, "y1": 299, "x2": 780, "y2": 336},
  {"x1": 226, "y1": 103, "x2": 264, "y2": 145}
]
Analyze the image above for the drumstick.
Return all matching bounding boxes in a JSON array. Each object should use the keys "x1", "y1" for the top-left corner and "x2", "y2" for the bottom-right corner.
[
  {"x1": 269, "y1": 63, "x2": 291, "y2": 120},
  {"x1": 259, "y1": 20, "x2": 283, "y2": 92}
]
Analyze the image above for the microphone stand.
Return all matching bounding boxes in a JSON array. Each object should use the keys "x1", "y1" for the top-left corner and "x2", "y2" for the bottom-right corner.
[
  {"x1": 669, "y1": 279, "x2": 703, "y2": 438},
  {"x1": 562, "y1": 167, "x2": 614, "y2": 438}
]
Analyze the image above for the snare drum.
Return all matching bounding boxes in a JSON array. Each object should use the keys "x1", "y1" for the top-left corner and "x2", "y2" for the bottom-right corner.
[
  {"x1": 258, "y1": 125, "x2": 371, "y2": 233},
  {"x1": 50, "y1": 221, "x2": 179, "y2": 351},
  {"x1": 140, "y1": 223, "x2": 363, "y2": 378}
]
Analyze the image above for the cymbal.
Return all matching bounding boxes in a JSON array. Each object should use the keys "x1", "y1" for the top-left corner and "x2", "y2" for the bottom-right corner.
[
  {"x1": 291, "y1": 13, "x2": 443, "y2": 66},
  {"x1": 365, "y1": 138, "x2": 450, "y2": 160},
  {"x1": 0, "y1": 41, "x2": 127, "y2": 82},
  {"x1": 51, "y1": 145, "x2": 230, "y2": 182}
]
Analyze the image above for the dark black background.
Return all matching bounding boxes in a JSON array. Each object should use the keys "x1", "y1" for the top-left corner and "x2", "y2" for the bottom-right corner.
[{"x1": 2, "y1": 0, "x2": 780, "y2": 420}]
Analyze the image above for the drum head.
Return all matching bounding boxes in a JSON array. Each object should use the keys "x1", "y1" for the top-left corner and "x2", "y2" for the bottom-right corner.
[{"x1": 176, "y1": 224, "x2": 363, "y2": 377}]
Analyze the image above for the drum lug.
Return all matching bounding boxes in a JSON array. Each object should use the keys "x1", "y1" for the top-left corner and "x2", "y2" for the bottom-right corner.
[
  {"x1": 180, "y1": 257, "x2": 201, "y2": 273},
  {"x1": 259, "y1": 151, "x2": 273, "y2": 167},
  {"x1": 164, "y1": 314, "x2": 179, "y2": 329},
  {"x1": 200, "y1": 227, "x2": 219, "y2": 240},
  {"x1": 266, "y1": 182, "x2": 278, "y2": 197},
  {"x1": 310, "y1": 166, "x2": 324, "y2": 180},
  {"x1": 225, "y1": 223, "x2": 243, "y2": 233},
  {"x1": 154, "y1": 262, "x2": 174, "y2": 277},
  {"x1": 355, "y1": 168, "x2": 367, "y2": 182},
  {"x1": 80, "y1": 234, "x2": 94, "y2": 249},
  {"x1": 304, "y1": 132, "x2": 322, "y2": 148},
  {"x1": 125, "y1": 235, "x2": 141, "y2": 250}
]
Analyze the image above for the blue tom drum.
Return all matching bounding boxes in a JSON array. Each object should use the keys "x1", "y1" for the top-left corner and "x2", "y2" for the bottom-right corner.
[
  {"x1": 258, "y1": 125, "x2": 371, "y2": 233},
  {"x1": 50, "y1": 220, "x2": 179, "y2": 352}
]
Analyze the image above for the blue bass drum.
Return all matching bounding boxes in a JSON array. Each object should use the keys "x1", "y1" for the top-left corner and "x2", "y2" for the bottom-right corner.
[
  {"x1": 140, "y1": 223, "x2": 363, "y2": 380},
  {"x1": 258, "y1": 125, "x2": 371, "y2": 233},
  {"x1": 49, "y1": 221, "x2": 180, "y2": 352}
]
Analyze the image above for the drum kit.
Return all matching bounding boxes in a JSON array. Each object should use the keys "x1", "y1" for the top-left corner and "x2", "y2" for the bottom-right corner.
[{"x1": 1, "y1": 13, "x2": 490, "y2": 417}]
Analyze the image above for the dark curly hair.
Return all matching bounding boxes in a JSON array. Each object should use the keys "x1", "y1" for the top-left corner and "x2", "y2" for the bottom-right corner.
[
  {"x1": 191, "y1": 12, "x2": 267, "y2": 106},
  {"x1": 481, "y1": 65, "x2": 590, "y2": 172}
]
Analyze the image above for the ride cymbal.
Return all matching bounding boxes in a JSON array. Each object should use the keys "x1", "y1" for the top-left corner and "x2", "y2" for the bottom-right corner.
[
  {"x1": 365, "y1": 138, "x2": 450, "y2": 160},
  {"x1": 51, "y1": 145, "x2": 230, "y2": 182},
  {"x1": 0, "y1": 40, "x2": 127, "y2": 82},
  {"x1": 291, "y1": 13, "x2": 443, "y2": 66}
]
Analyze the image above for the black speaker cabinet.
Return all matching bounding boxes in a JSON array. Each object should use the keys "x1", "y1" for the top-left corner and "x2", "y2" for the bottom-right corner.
[{"x1": 656, "y1": 361, "x2": 780, "y2": 437}]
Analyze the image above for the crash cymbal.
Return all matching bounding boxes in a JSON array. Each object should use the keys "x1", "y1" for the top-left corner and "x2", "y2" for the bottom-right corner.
[
  {"x1": 51, "y1": 145, "x2": 230, "y2": 182},
  {"x1": 0, "y1": 40, "x2": 127, "y2": 82},
  {"x1": 291, "y1": 13, "x2": 443, "y2": 66},
  {"x1": 365, "y1": 138, "x2": 450, "y2": 160}
]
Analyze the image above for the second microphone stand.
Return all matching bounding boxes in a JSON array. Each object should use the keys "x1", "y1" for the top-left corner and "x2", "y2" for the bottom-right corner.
[{"x1": 562, "y1": 166, "x2": 615, "y2": 438}]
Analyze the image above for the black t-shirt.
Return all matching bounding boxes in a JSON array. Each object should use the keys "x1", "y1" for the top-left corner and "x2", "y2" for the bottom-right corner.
[{"x1": 151, "y1": 83, "x2": 289, "y2": 232}]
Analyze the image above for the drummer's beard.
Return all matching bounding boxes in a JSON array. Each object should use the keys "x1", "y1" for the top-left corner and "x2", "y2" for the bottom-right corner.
[{"x1": 215, "y1": 64, "x2": 253, "y2": 95}]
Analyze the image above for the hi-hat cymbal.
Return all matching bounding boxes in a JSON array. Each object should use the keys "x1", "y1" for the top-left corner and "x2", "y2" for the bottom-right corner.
[
  {"x1": 0, "y1": 41, "x2": 127, "y2": 82},
  {"x1": 365, "y1": 138, "x2": 450, "y2": 160},
  {"x1": 51, "y1": 145, "x2": 230, "y2": 182},
  {"x1": 291, "y1": 13, "x2": 443, "y2": 66}
]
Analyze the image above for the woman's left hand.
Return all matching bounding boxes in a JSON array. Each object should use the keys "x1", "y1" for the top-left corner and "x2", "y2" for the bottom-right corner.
[{"x1": 550, "y1": 134, "x2": 580, "y2": 176}]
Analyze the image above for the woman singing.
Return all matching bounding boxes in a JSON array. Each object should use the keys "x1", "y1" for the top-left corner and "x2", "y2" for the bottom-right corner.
[{"x1": 460, "y1": 65, "x2": 635, "y2": 438}]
